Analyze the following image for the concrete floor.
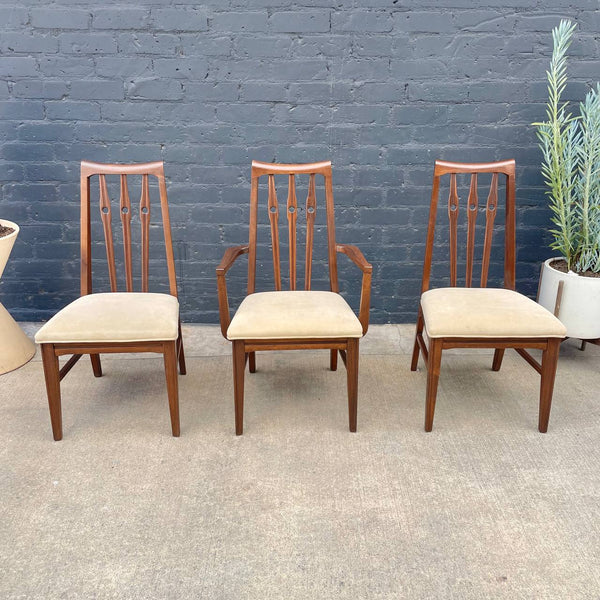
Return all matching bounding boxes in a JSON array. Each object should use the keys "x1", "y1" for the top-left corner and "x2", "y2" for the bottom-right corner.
[{"x1": 2, "y1": 324, "x2": 599, "y2": 599}]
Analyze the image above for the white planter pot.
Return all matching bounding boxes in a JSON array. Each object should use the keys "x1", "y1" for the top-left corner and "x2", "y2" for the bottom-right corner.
[
  {"x1": 538, "y1": 257, "x2": 600, "y2": 340},
  {"x1": 0, "y1": 219, "x2": 36, "y2": 374}
]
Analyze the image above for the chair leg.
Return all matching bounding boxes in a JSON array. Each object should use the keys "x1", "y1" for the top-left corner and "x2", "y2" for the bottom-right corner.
[
  {"x1": 346, "y1": 339, "x2": 359, "y2": 432},
  {"x1": 425, "y1": 338, "x2": 443, "y2": 432},
  {"x1": 90, "y1": 354, "x2": 102, "y2": 377},
  {"x1": 233, "y1": 340, "x2": 245, "y2": 435},
  {"x1": 492, "y1": 349, "x2": 505, "y2": 371},
  {"x1": 163, "y1": 341, "x2": 180, "y2": 437},
  {"x1": 177, "y1": 321, "x2": 186, "y2": 375},
  {"x1": 248, "y1": 351, "x2": 256, "y2": 373},
  {"x1": 330, "y1": 349, "x2": 338, "y2": 371},
  {"x1": 538, "y1": 338, "x2": 561, "y2": 433},
  {"x1": 411, "y1": 310, "x2": 424, "y2": 371},
  {"x1": 41, "y1": 344, "x2": 62, "y2": 441}
]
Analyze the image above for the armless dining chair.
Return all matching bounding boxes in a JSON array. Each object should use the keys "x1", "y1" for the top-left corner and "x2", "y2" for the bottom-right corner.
[
  {"x1": 411, "y1": 160, "x2": 566, "y2": 432},
  {"x1": 35, "y1": 161, "x2": 186, "y2": 440}
]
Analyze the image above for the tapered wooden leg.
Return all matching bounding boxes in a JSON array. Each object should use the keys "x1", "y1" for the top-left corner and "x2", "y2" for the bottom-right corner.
[
  {"x1": 492, "y1": 349, "x2": 505, "y2": 371},
  {"x1": 163, "y1": 341, "x2": 180, "y2": 437},
  {"x1": 248, "y1": 351, "x2": 256, "y2": 373},
  {"x1": 425, "y1": 338, "x2": 443, "y2": 432},
  {"x1": 41, "y1": 344, "x2": 62, "y2": 441},
  {"x1": 177, "y1": 321, "x2": 187, "y2": 375},
  {"x1": 330, "y1": 349, "x2": 338, "y2": 371},
  {"x1": 411, "y1": 310, "x2": 424, "y2": 371},
  {"x1": 346, "y1": 339, "x2": 359, "y2": 432},
  {"x1": 233, "y1": 340, "x2": 246, "y2": 435},
  {"x1": 580, "y1": 340, "x2": 587, "y2": 352},
  {"x1": 90, "y1": 354, "x2": 102, "y2": 377},
  {"x1": 538, "y1": 338, "x2": 561, "y2": 433}
]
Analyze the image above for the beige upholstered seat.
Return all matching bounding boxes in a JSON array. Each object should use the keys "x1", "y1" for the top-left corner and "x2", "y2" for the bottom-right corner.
[
  {"x1": 227, "y1": 290, "x2": 363, "y2": 340},
  {"x1": 421, "y1": 287, "x2": 567, "y2": 339},
  {"x1": 35, "y1": 293, "x2": 179, "y2": 344}
]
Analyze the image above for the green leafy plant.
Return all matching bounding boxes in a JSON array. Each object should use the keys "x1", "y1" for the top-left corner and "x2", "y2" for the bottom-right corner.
[{"x1": 534, "y1": 19, "x2": 600, "y2": 273}]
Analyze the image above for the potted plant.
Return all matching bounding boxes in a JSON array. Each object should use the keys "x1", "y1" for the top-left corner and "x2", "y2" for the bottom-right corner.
[
  {"x1": 0, "y1": 219, "x2": 36, "y2": 374},
  {"x1": 534, "y1": 19, "x2": 600, "y2": 341}
]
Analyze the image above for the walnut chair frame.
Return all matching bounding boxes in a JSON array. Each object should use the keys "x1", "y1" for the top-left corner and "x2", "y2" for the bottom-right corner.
[
  {"x1": 217, "y1": 161, "x2": 372, "y2": 435},
  {"x1": 411, "y1": 160, "x2": 564, "y2": 433},
  {"x1": 39, "y1": 161, "x2": 186, "y2": 440}
]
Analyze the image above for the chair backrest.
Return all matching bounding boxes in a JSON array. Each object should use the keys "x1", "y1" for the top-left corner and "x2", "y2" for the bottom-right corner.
[
  {"x1": 80, "y1": 161, "x2": 178, "y2": 297},
  {"x1": 247, "y1": 160, "x2": 339, "y2": 294},
  {"x1": 420, "y1": 159, "x2": 516, "y2": 294}
]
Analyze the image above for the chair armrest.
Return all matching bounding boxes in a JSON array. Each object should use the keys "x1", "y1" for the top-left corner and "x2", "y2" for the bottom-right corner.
[
  {"x1": 217, "y1": 244, "x2": 249, "y2": 276},
  {"x1": 336, "y1": 244, "x2": 372, "y2": 274},
  {"x1": 216, "y1": 245, "x2": 249, "y2": 338},
  {"x1": 336, "y1": 244, "x2": 372, "y2": 335}
]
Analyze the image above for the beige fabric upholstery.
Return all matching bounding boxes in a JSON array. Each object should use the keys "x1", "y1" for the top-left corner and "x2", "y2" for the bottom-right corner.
[
  {"x1": 421, "y1": 287, "x2": 567, "y2": 339},
  {"x1": 35, "y1": 293, "x2": 179, "y2": 343},
  {"x1": 227, "y1": 291, "x2": 363, "y2": 340}
]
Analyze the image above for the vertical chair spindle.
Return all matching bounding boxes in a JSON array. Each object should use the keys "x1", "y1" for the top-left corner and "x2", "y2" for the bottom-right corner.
[
  {"x1": 140, "y1": 174, "x2": 151, "y2": 293},
  {"x1": 448, "y1": 173, "x2": 459, "y2": 287},
  {"x1": 119, "y1": 174, "x2": 133, "y2": 292},
  {"x1": 268, "y1": 174, "x2": 282, "y2": 291},
  {"x1": 98, "y1": 174, "x2": 118, "y2": 292},
  {"x1": 287, "y1": 174, "x2": 297, "y2": 290},
  {"x1": 305, "y1": 173, "x2": 316, "y2": 290},
  {"x1": 466, "y1": 174, "x2": 478, "y2": 287},
  {"x1": 480, "y1": 173, "x2": 498, "y2": 287}
]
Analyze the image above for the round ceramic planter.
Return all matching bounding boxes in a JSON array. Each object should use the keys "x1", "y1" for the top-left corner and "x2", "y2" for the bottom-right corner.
[
  {"x1": 538, "y1": 257, "x2": 600, "y2": 340},
  {"x1": 0, "y1": 219, "x2": 36, "y2": 374}
]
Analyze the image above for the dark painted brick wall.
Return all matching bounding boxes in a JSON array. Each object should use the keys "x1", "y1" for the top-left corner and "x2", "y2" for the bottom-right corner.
[{"x1": 1, "y1": 1, "x2": 599, "y2": 322}]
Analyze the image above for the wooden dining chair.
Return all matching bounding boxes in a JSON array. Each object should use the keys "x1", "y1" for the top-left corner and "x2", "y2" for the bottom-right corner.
[
  {"x1": 216, "y1": 160, "x2": 372, "y2": 434},
  {"x1": 35, "y1": 161, "x2": 186, "y2": 440},
  {"x1": 411, "y1": 160, "x2": 566, "y2": 432}
]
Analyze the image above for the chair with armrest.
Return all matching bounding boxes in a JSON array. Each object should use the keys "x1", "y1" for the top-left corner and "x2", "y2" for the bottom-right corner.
[
  {"x1": 411, "y1": 159, "x2": 566, "y2": 432},
  {"x1": 35, "y1": 161, "x2": 186, "y2": 440},
  {"x1": 216, "y1": 160, "x2": 372, "y2": 435}
]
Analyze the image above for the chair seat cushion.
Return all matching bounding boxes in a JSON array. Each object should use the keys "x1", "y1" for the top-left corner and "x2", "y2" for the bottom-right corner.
[
  {"x1": 227, "y1": 290, "x2": 363, "y2": 340},
  {"x1": 420, "y1": 287, "x2": 567, "y2": 339},
  {"x1": 35, "y1": 293, "x2": 179, "y2": 344}
]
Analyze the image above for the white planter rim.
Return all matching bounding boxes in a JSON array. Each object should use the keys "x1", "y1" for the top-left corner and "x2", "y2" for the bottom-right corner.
[
  {"x1": 0, "y1": 219, "x2": 19, "y2": 241},
  {"x1": 543, "y1": 256, "x2": 600, "y2": 280}
]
